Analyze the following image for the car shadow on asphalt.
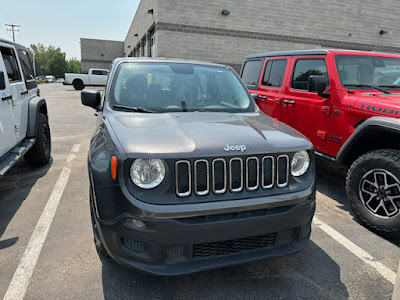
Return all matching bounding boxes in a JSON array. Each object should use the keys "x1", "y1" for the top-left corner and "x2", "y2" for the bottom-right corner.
[
  {"x1": 315, "y1": 158, "x2": 349, "y2": 211},
  {"x1": 100, "y1": 241, "x2": 349, "y2": 300},
  {"x1": 315, "y1": 158, "x2": 400, "y2": 247},
  {"x1": 0, "y1": 159, "x2": 52, "y2": 250}
]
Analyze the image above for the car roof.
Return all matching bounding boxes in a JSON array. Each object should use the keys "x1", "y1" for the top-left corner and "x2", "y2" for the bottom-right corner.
[
  {"x1": 0, "y1": 38, "x2": 29, "y2": 51},
  {"x1": 112, "y1": 57, "x2": 228, "y2": 68},
  {"x1": 245, "y1": 49, "x2": 400, "y2": 59}
]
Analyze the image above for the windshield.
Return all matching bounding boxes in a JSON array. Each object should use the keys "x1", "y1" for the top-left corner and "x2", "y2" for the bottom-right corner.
[
  {"x1": 335, "y1": 55, "x2": 400, "y2": 89},
  {"x1": 109, "y1": 62, "x2": 255, "y2": 113}
]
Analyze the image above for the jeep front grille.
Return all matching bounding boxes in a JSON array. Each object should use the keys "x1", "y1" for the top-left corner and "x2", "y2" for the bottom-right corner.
[{"x1": 175, "y1": 155, "x2": 289, "y2": 197}]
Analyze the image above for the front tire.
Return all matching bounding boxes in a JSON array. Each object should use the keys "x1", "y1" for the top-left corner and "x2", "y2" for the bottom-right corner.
[
  {"x1": 346, "y1": 150, "x2": 400, "y2": 235},
  {"x1": 25, "y1": 113, "x2": 51, "y2": 166}
]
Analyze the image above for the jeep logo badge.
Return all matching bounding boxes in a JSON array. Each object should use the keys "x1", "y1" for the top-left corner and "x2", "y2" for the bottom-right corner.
[{"x1": 224, "y1": 144, "x2": 246, "y2": 152}]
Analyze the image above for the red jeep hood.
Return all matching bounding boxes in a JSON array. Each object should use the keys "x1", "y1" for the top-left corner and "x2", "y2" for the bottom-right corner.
[{"x1": 353, "y1": 92, "x2": 400, "y2": 116}]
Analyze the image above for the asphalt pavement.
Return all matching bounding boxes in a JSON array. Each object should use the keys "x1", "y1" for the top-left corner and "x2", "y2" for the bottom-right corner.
[{"x1": 0, "y1": 84, "x2": 399, "y2": 300}]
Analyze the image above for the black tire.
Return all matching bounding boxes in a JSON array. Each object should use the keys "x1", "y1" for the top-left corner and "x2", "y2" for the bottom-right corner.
[
  {"x1": 73, "y1": 79, "x2": 84, "y2": 90},
  {"x1": 25, "y1": 113, "x2": 51, "y2": 166},
  {"x1": 346, "y1": 149, "x2": 400, "y2": 236},
  {"x1": 90, "y1": 186, "x2": 109, "y2": 258}
]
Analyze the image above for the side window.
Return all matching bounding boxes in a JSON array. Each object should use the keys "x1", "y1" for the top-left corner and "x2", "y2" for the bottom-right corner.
[
  {"x1": 0, "y1": 47, "x2": 22, "y2": 83},
  {"x1": 241, "y1": 60, "x2": 263, "y2": 89},
  {"x1": 262, "y1": 59, "x2": 287, "y2": 88},
  {"x1": 92, "y1": 70, "x2": 101, "y2": 75},
  {"x1": 101, "y1": 70, "x2": 109, "y2": 76},
  {"x1": 17, "y1": 50, "x2": 35, "y2": 81},
  {"x1": 291, "y1": 59, "x2": 329, "y2": 91}
]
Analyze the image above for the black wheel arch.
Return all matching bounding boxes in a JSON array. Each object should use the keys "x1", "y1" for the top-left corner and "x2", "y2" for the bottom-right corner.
[
  {"x1": 26, "y1": 96, "x2": 48, "y2": 138},
  {"x1": 337, "y1": 116, "x2": 400, "y2": 166}
]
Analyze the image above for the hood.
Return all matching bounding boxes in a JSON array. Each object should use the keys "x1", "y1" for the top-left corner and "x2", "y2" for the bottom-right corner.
[
  {"x1": 353, "y1": 92, "x2": 400, "y2": 117},
  {"x1": 106, "y1": 112, "x2": 311, "y2": 158}
]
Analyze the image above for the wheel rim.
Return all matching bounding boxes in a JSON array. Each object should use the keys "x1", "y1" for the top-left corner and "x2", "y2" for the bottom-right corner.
[{"x1": 359, "y1": 169, "x2": 400, "y2": 219}]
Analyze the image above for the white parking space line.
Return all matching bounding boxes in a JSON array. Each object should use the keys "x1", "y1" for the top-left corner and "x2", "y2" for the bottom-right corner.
[
  {"x1": 3, "y1": 144, "x2": 81, "y2": 300},
  {"x1": 313, "y1": 217, "x2": 397, "y2": 285}
]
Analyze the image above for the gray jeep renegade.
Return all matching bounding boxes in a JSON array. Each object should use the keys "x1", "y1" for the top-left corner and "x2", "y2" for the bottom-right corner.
[{"x1": 81, "y1": 58, "x2": 315, "y2": 275}]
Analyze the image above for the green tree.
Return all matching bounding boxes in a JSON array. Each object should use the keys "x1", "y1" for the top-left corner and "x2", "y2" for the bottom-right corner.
[
  {"x1": 30, "y1": 44, "x2": 80, "y2": 78},
  {"x1": 66, "y1": 58, "x2": 81, "y2": 74}
]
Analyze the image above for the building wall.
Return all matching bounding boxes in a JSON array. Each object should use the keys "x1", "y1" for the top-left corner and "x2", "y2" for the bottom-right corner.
[
  {"x1": 157, "y1": 0, "x2": 400, "y2": 51},
  {"x1": 156, "y1": 31, "x2": 318, "y2": 72},
  {"x1": 154, "y1": 0, "x2": 400, "y2": 71},
  {"x1": 124, "y1": 0, "x2": 159, "y2": 57},
  {"x1": 80, "y1": 38, "x2": 124, "y2": 73},
  {"x1": 123, "y1": 0, "x2": 400, "y2": 72}
]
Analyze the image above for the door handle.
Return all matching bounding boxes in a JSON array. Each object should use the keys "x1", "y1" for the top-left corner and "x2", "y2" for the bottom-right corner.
[
  {"x1": 21, "y1": 90, "x2": 28, "y2": 95},
  {"x1": 283, "y1": 100, "x2": 295, "y2": 107},
  {"x1": 259, "y1": 95, "x2": 267, "y2": 99},
  {"x1": 1, "y1": 94, "x2": 12, "y2": 101}
]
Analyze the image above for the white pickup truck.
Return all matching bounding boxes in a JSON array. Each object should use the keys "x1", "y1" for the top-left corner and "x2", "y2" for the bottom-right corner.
[{"x1": 64, "y1": 68, "x2": 109, "y2": 90}]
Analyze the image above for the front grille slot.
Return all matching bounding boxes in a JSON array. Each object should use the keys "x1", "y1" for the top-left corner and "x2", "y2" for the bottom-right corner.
[
  {"x1": 176, "y1": 161, "x2": 191, "y2": 197},
  {"x1": 230, "y1": 158, "x2": 243, "y2": 192},
  {"x1": 194, "y1": 160, "x2": 209, "y2": 195},
  {"x1": 262, "y1": 156, "x2": 274, "y2": 189},
  {"x1": 277, "y1": 155, "x2": 289, "y2": 188},
  {"x1": 246, "y1": 157, "x2": 259, "y2": 190},
  {"x1": 192, "y1": 233, "x2": 277, "y2": 259},
  {"x1": 212, "y1": 159, "x2": 227, "y2": 194}
]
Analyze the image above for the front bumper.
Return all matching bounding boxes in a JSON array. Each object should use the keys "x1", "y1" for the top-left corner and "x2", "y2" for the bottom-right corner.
[{"x1": 93, "y1": 184, "x2": 316, "y2": 275}]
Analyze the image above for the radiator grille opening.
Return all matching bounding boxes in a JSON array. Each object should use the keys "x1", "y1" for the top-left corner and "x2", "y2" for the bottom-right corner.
[
  {"x1": 277, "y1": 155, "x2": 289, "y2": 188},
  {"x1": 262, "y1": 156, "x2": 274, "y2": 188},
  {"x1": 246, "y1": 157, "x2": 259, "y2": 190},
  {"x1": 230, "y1": 158, "x2": 243, "y2": 192},
  {"x1": 176, "y1": 161, "x2": 191, "y2": 196},
  {"x1": 212, "y1": 159, "x2": 226, "y2": 194},
  {"x1": 195, "y1": 160, "x2": 209, "y2": 195}
]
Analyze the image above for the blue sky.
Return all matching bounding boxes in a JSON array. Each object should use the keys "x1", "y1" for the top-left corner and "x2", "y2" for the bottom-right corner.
[{"x1": 0, "y1": 0, "x2": 140, "y2": 59}]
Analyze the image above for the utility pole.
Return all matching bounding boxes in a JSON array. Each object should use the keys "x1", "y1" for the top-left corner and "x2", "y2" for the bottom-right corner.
[{"x1": 5, "y1": 24, "x2": 20, "y2": 42}]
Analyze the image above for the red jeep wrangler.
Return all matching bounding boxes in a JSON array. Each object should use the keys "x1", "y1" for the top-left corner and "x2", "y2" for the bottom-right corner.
[{"x1": 241, "y1": 49, "x2": 400, "y2": 235}]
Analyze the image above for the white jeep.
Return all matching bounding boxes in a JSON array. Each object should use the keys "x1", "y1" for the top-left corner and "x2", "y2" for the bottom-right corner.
[{"x1": 0, "y1": 38, "x2": 51, "y2": 176}]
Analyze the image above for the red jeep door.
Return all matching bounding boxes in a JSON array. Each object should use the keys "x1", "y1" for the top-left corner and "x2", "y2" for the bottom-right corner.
[
  {"x1": 281, "y1": 57, "x2": 332, "y2": 150},
  {"x1": 256, "y1": 58, "x2": 288, "y2": 119}
]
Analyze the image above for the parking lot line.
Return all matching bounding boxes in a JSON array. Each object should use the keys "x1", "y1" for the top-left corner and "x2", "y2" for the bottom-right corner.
[
  {"x1": 3, "y1": 144, "x2": 81, "y2": 300},
  {"x1": 313, "y1": 217, "x2": 397, "y2": 285}
]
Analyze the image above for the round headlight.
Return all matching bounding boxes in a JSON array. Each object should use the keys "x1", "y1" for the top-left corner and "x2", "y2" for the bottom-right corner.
[
  {"x1": 291, "y1": 151, "x2": 310, "y2": 177},
  {"x1": 130, "y1": 159, "x2": 165, "y2": 189}
]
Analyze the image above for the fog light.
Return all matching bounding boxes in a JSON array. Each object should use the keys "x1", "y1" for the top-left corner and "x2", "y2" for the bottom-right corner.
[{"x1": 125, "y1": 218, "x2": 146, "y2": 229}]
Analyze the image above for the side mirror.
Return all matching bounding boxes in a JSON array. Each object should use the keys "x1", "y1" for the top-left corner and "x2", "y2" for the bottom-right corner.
[
  {"x1": 251, "y1": 93, "x2": 259, "y2": 104},
  {"x1": 81, "y1": 89, "x2": 101, "y2": 110},
  {"x1": 0, "y1": 71, "x2": 6, "y2": 90},
  {"x1": 308, "y1": 75, "x2": 330, "y2": 98}
]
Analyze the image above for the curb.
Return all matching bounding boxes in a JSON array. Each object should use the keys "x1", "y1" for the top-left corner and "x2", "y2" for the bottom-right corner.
[{"x1": 393, "y1": 261, "x2": 400, "y2": 300}]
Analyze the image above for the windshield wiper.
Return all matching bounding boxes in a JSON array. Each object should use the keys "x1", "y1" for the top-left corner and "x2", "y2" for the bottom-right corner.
[
  {"x1": 378, "y1": 85, "x2": 400, "y2": 90},
  {"x1": 112, "y1": 104, "x2": 156, "y2": 113},
  {"x1": 343, "y1": 84, "x2": 391, "y2": 94}
]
